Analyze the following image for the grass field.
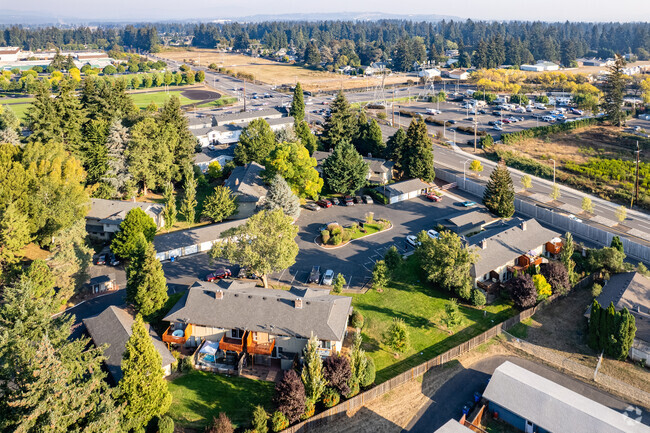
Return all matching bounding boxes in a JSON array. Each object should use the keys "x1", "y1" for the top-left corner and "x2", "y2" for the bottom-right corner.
[
  {"x1": 196, "y1": 96, "x2": 238, "y2": 108},
  {"x1": 128, "y1": 90, "x2": 197, "y2": 109},
  {"x1": 1, "y1": 96, "x2": 34, "y2": 122},
  {"x1": 350, "y1": 257, "x2": 517, "y2": 384},
  {"x1": 168, "y1": 370, "x2": 275, "y2": 429},
  {"x1": 158, "y1": 49, "x2": 412, "y2": 92}
]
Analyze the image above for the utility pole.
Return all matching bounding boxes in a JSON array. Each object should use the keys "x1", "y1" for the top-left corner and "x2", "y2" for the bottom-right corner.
[
  {"x1": 243, "y1": 79, "x2": 247, "y2": 111},
  {"x1": 635, "y1": 141, "x2": 640, "y2": 207}
]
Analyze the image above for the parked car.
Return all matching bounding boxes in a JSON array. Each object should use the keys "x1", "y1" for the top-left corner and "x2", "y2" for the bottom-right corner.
[
  {"x1": 426, "y1": 192, "x2": 442, "y2": 202},
  {"x1": 363, "y1": 195, "x2": 374, "y2": 204},
  {"x1": 309, "y1": 266, "x2": 321, "y2": 284},
  {"x1": 108, "y1": 253, "x2": 120, "y2": 267},
  {"x1": 305, "y1": 203, "x2": 320, "y2": 211},
  {"x1": 344, "y1": 196, "x2": 354, "y2": 206},
  {"x1": 568, "y1": 214, "x2": 583, "y2": 223},
  {"x1": 317, "y1": 199, "x2": 332, "y2": 208},
  {"x1": 461, "y1": 201, "x2": 477, "y2": 207},
  {"x1": 330, "y1": 197, "x2": 340, "y2": 205},
  {"x1": 354, "y1": 196, "x2": 363, "y2": 204},
  {"x1": 492, "y1": 110, "x2": 503, "y2": 116},
  {"x1": 206, "y1": 267, "x2": 232, "y2": 282},
  {"x1": 447, "y1": 119, "x2": 457, "y2": 124},
  {"x1": 571, "y1": 108, "x2": 584, "y2": 115},
  {"x1": 406, "y1": 235, "x2": 421, "y2": 248},
  {"x1": 95, "y1": 254, "x2": 106, "y2": 266},
  {"x1": 321, "y1": 269, "x2": 335, "y2": 285},
  {"x1": 493, "y1": 126, "x2": 503, "y2": 131},
  {"x1": 427, "y1": 229, "x2": 440, "y2": 239}
]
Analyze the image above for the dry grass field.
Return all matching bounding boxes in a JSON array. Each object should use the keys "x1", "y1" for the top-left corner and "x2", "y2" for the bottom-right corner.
[{"x1": 159, "y1": 49, "x2": 412, "y2": 92}]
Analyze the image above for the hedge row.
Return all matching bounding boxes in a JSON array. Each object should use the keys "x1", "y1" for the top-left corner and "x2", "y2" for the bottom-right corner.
[{"x1": 500, "y1": 118, "x2": 599, "y2": 144}]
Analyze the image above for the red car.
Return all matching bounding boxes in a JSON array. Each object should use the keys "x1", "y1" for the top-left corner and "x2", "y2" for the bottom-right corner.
[
  {"x1": 344, "y1": 196, "x2": 354, "y2": 206},
  {"x1": 317, "y1": 199, "x2": 332, "y2": 208},
  {"x1": 426, "y1": 193, "x2": 442, "y2": 202},
  {"x1": 501, "y1": 119, "x2": 512, "y2": 124},
  {"x1": 206, "y1": 267, "x2": 232, "y2": 282}
]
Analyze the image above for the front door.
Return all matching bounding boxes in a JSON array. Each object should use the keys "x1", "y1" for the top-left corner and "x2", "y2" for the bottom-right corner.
[{"x1": 525, "y1": 420, "x2": 534, "y2": 433}]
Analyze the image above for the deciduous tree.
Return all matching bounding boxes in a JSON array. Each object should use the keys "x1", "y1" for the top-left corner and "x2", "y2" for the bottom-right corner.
[
  {"x1": 509, "y1": 274, "x2": 537, "y2": 309},
  {"x1": 540, "y1": 261, "x2": 570, "y2": 294},
  {"x1": 264, "y1": 141, "x2": 323, "y2": 199},
  {"x1": 582, "y1": 196, "x2": 594, "y2": 214},
  {"x1": 323, "y1": 354, "x2": 351, "y2": 396},
  {"x1": 521, "y1": 174, "x2": 533, "y2": 190},
  {"x1": 201, "y1": 185, "x2": 238, "y2": 223},
  {"x1": 274, "y1": 369, "x2": 306, "y2": 423}
]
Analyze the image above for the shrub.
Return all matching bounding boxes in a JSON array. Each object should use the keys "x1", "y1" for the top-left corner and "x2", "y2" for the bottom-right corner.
[
  {"x1": 330, "y1": 225, "x2": 342, "y2": 236},
  {"x1": 181, "y1": 355, "x2": 194, "y2": 372},
  {"x1": 251, "y1": 405, "x2": 269, "y2": 433},
  {"x1": 206, "y1": 413, "x2": 234, "y2": 433},
  {"x1": 331, "y1": 234, "x2": 342, "y2": 245},
  {"x1": 384, "y1": 246, "x2": 402, "y2": 271},
  {"x1": 540, "y1": 261, "x2": 570, "y2": 294},
  {"x1": 501, "y1": 118, "x2": 598, "y2": 145},
  {"x1": 470, "y1": 288, "x2": 486, "y2": 306},
  {"x1": 157, "y1": 416, "x2": 174, "y2": 433},
  {"x1": 270, "y1": 412, "x2": 289, "y2": 433},
  {"x1": 300, "y1": 400, "x2": 315, "y2": 421},
  {"x1": 384, "y1": 318, "x2": 409, "y2": 353},
  {"x1": 333, "y1": 273, "x2": 345, "y2": 293},
  {"x1": 444, "y1": 299, "x2": 462, "y2": 327},
  {"x1": 345, "y1": 382, "x2": 360, "y2": 398},
  {"x1": 367, "y1": 188, "x2": 389, "y2": 204},
  {"x1": 171, "y1": 350, "x2": 180, "y2": 371},
  {"x1": 321, "y1": 230, "x2": 330, "y2": 244},
  {"x1": 321, "y1": 387, "x2": 341, "y2": 408},
  {"x1": 350, "y1": 310, "x2": 364, "y2": 329},
  {"x1": 208, "y1": 161, "x2": 222, "y2": 179},
  {"x1": 323, "y1": 354, "x2": 351, "y2": 396},
  {"x1": 360, "y1": 356, "x2": 375, "y2": 387},
  {"x1": 533, "y1": 274, "x2": 552, "y2": 300},
  {"x1": 341, "y1": 230, "x2": 351, "y2": 242},
  {"x1": 592, "y1": 283, "x2": 603, "y2": 298}
]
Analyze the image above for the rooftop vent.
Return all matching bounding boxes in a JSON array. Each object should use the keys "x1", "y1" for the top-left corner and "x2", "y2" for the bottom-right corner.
[
  {"x1": 295, "y1": 298, "x2": 304, "y2": 309},
  {"x1": 480, "y1": 239, "x2": 488, "y2": 250},
  {"x1": 215, "y1": 290, "x2": 223, "y2": 300},
  {"x1": 521, "y1": 221, "x2": 527, "y2": 231}
]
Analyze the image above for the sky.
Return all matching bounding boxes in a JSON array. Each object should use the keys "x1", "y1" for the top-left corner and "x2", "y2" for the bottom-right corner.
[{"x1": 5, "y1": 0, "x2": 650, "y2": 22}]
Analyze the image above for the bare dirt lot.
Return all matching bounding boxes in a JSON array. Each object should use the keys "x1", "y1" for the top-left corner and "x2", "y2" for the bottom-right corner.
[{"x1": 159, "y1": 49, "x2": 413, "y2": 92}]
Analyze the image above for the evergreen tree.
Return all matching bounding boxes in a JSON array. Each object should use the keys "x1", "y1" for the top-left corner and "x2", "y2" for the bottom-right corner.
[
  {"x1": 251, "y1": 405, "x2": 269, "y2": 433},
  {"x1": 263, "y1": 173, "x2": 301, "y2": 219},
  {"x1": 371, "y1": 260, "x2": 389, "y2": 291},
  {"x1": 235, "y1": 118, "x2": 277, "y2": 165},
  {"x1": 126, "y1": 117, "x2": 174, "y2": 195},
  {"x1": 322, "y1": 91, "x2": 357, "y2": 150},
  {"x1": 55, "y1": 79, "x2": 86, "y2": 152},
  {"x1": 322, "y1": 139, "x2": 369, "y2": 195},
  {"x1": 111, "y1": 207, "x2": 157, "y2": 260},
  {"x1": 354, "y1": 110, "x2": 370, "y2": 154},
  {"x1": 119, "y1": 314, "x2": 172, "y2": 431},
  {"x1": 162, "y1": 181, "x2": 177, "y2": 229},
  {"x1": 295, "y1": 120, "x2": 317, "y2": 155},
  {"x1": 483, "y1": 160, "x2": 515, "y2": 218},
  {"x1": 560, "y1": 232, "x2": 577, "y2": 285},
  {"x1": 290, "y1": 82, "x2": 305, "y2": 122},
  {"x1": 25, "y1": 82, "x2": 59, "y2": 143},
  {"x1": 613, "y1": 308, "x2": 636, "y2": 360},
  {"x1": 402, "y1": 118, "x2": 435, "y2": 182},
  {"x1": 588, "y1": 299, "x2": 602, "y2": 350},
  {"x1": 385, "y1": 127, "x2": 407, "y2": 170},
  {"x1": 610, "y1": 236, "x2": 624, "y2": 254},
  {"x1": 180, "y1": 167, "x2": 197, "y2": 225},
  {"x1": 103, "y1": 120, "x2": 132, "y2": 197},
  {"x1": 605, "y1": 302, "x2": 618, "y2": 356},
  {"x1": 365, "y1": 119, "x2": 385, "y2": 158},
  {"x1": 0, "y1": 202, "x2": 32, "y2": 274},
  {"x1": 156, "y1": 96, "x2": 196, "y2": 181},
  {"x1": 126, "y1": 234, "x2": 168, "y2": 316},
  {"x1": 603, "y1": 54, "x2": 627, "y2": 127},
  {"x1": 202, "y1": 186, "x2": 238, "y2": 223},
  {"x1": 598, "y1": 301, "x2": 610, "y2": 351},
  {"x1": 348, "y1": 332, "x2": 368, "y2": 395},
  {"x1": 301, "y1": 334, "x2": 327, "y2": 402}
]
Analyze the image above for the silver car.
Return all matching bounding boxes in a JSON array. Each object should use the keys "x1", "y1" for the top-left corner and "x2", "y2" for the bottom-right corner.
[{"x1": 322, "y1": 269, "x2": 335, "y2": 285}]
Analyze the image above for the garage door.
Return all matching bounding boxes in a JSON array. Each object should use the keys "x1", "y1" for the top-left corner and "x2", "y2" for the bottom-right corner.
[
  {"x1": 184, "y1": 244, "x2": 198, "y2": 255},
  {"x1": 156, "y1": 252, "x2": 167, "y2": 261},
  {"x1": 168, "y1": 248, "x2": 182, "y2": 258},
  {"x1": 200, "y1": 241, "x2": 213, "y2": 252}
]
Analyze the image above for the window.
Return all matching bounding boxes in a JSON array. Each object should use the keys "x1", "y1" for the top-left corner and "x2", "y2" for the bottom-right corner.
[
  {"x1": 231, "y1": 329, "x2": 244, "y2": 339},
  {"x1": 484, "y1": 273, "x2": 489, "y2": 280},
  {"x1": 320, "y1": 340, "x2": 332, "y2": 349}
]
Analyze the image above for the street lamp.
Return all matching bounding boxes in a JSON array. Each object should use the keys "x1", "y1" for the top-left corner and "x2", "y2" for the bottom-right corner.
[
  {"x1": 463, "y1": 159, "x2": 472, "y2": 189},
  {"x1": 550, "y1": 159, "x2": 556, "y2": 184}
]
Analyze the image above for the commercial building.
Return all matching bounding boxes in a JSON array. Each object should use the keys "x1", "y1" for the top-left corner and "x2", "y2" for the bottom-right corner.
[
  {"x1": 378, "y1": 178, "x2": 433, "y2": 204},
  {"x1": 520, "y1": 61, "x2": 560, "y2": 72},
  {"x1": 0, "y1": 47, "x2": 21, "y2": 62}
]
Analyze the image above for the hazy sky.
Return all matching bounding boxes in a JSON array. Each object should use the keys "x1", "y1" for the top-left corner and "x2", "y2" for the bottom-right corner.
[{"x1": 7, "y1": 0, "x2": 650, "y2": 22}]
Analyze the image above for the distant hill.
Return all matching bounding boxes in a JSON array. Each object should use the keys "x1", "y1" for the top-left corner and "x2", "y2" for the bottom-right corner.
[{"x1": 231, "y1": 12, "x2": 462, "y2": 23}]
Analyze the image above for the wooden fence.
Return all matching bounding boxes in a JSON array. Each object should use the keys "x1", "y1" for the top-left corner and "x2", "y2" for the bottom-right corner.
[{"x1": 280, "y1": 278, "x2": 595, "y2": 433}]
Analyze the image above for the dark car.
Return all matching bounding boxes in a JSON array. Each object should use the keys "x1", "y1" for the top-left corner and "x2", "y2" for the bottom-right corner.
[
  {"x1": 329, "y1": 197, "x2": 340, "y2": 205},
  {"x1": 354, "y1": 196, "x2": 363, "y2": 204},
  {"x1": 479, "y1": 109, "x2": 488, "y2": 114},
  {"x1": 317, "y1": 199, "x2": 332, "y2": 208},
  {"x1": 447, "y1": 119, "x2": 457, "y2": 124},
  {"x1": 308, "y1": 266, "x2": 321, "y2": 284},
  {"x1": 108, "y1": 253, "x2": 120, "y2": 266},
  {"x1": 206, "y1": 267, "x2": 232, "y2": 282},
  {"x1": 95, "y1": 254, "x2": 106, "y2": 266},
  {"x1": 344, "y1": 196, "x2": 354, "y2": 206},
  {"x1": 492, "y1": 111, "x2": 503, "y2": 116}
]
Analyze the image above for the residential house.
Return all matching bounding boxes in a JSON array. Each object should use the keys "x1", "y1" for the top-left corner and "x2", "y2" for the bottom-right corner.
[
  {"x1": 312, "y1": 151, "x2": 395, "y2": 184},
  {"x1": 194, "y1": 145, "x2": 235, "y2": 173},
  {"x1": 83, "y1": 306, "x2": 176, "y2": 384},
  {"x1": 468, "y1": 218, "x2": 561, "y2": 293},
  {"x1": 0, "y1": 47, "x2": 21, "y2": 62},
  {"x1": 444, "y1": 49, "x2": 460, "y2": 58},
  {"x1": 153, "y1": 218, "x2": 247, "y2": 261},
  {"x1": 378, "y1": 178, "x2": 433, "y2": 204},
  {"x1": 195, "y1": 116, "x2": 295, "y2": 147},
  {"x1": 589, "y1": 272, "x2": 650, "y2": 366},
  {"x1": 441, "y1": 209, "x2": 499, "y2": 237},
  {"x1": 483, "y1": 361, "x2": 650, "y2": 433},
  {"x1": 520, "y1": 61, "x2": 560, "y2": 72},
  {"x1": 223, "y1": 162, "x2": 268, "y2": 219},
  {"x1": 445, "y1": 58, "x2": 459, "y2": 68},
  {"x1": 447, "y1": 69, "x2": 470, "y2": 80},
  {"x1": 87, "y1": 273, "x2": 118, "y2": 294},
  {"x1": 163, "y1": 280, "x2": 353, "y2": 370},
  {"x1": 85, "y1": 199, "x2": 165, "y2": 240},
  {"x1": 433, "y1": 420, "x2": 473, "y2": 433}
]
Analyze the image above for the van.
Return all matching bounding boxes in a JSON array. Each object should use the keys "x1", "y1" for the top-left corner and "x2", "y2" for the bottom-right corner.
[{"x1": 534, "y1": 103, "x2": 546, "y2": 109}]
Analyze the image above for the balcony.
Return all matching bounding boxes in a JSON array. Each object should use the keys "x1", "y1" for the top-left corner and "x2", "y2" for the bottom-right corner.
[
  {"x1": 507, "y1": 254, "x2": 543, "y2": 274},
  {"x1": 546, "y1": 240, "x2": 563, "y2": 255},
  {"x1": 162, "y1": 323, "x2": 193, "y2": 345},
  {"x1": 219, "y1": 331, "x2": 250, "y2": 353},
  {"x1": 248, "y1": 338, "x2": 276, "y2": 356}
]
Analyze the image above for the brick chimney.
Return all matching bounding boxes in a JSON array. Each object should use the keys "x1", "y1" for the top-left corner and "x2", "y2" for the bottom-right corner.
[
  {"x1": 480, "y1": 239, "x2": 488, "y2": 249},
  {"x1": 294, "y1": 298, "x2": 303, "y2": 309},
  {"x1": 521, "y1": 221, "x2": 527, "y2": 231},
  {"x1": 215, "y1": 290, "x2": 223, "y2": 300}
]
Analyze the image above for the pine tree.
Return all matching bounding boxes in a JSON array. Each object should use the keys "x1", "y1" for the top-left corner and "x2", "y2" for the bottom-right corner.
[
  {"x1": 603, "y1": 54, "x2": 627, "y2": 127},
  {"x1": 385, "y1": 127, "x2": 407, "y2": 170},
  {"x1": 483, "y1": 160, "x2": 515, "y2": 218},
  {"x1": 371, "y1": 260, "x2": 389, "y2": 291},
  {"x1": 202, "y1": 186, "x2": 238, "y2": 223},
  {"x1": 402, "y1": 118, "x2": 435, "y2": 182},
  {"x1": 157, "y1": 96, "x2": 195, "y2": 181},
  {"x1": 295, "y1": 120, "x2": 317, "y2": 155},
  {"x1": 290, "y1": 82, "x2": 305, "y2": 122},
  {"x1": 588, "y1": 299, "x2": 601, "y2": 350},
  {"x1": 560, "y1": 232, "x2": 577, "y2": 285},
  {"x1": 301, "y1": 334, "x2": 327, "y2": 402},
  {"x1": 251, "y1": 405, "x2": 269, "y2": 433},
  {"x1": 103, "y1": 120, "x2": 132, "y2": 197},
  {"x1": 126, "y1": 234, "x2": 168, "y2": 316},
  {"x1": 162, "y1": 182, "x2": 177, "y2": 229},
  {"x1": 322, "y1": 139, "x2": 369, "y2": 195},
  {"x1": 55, "y1": 79, "x2": 86, "y2": 153},
  {"x1": 119, "y1": 314, "x2": 172, "y2": 431},
  {"x1": 263, "y1": 173, "x2": 301, "y2": 219},
  {"x1": 365, "y1": 119, "x2": 385, "y2": 158},
  {"x1": 322, "y1": 91, "x2": 357, "y2": 150},
  {"x1": 126, "y1": 117, "x2": 174, "y2": 195},
  {"x1": 180, "y1": 167, "x2": 197, "y2": 225},
  {"x1": 26, "y1": 81, "x2": 59, "y2": 143},
  {"x1": 111, "y1": 207, "x2": 157, "y2": 260},
  {"x1": 610, "y1": 236, "x2": 624, "y2": 254},
  {"x1": 354, "y1": 110, "x2": 370, "y2": 154}
]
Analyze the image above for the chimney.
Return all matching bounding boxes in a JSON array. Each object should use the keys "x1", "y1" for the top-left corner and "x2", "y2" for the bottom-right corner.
[
  {"x1": 521, "y1": 221, "x2": 527, "y2": 231},
  {"x1": 294, "y1": 298, "x2": 303, "y2": 309},
  {"x1": 480, "y1": 239, "x2": 488, "y2": 250},
  {"x1": 215, "y1": 290, "x2": 223, "y2": 300}
]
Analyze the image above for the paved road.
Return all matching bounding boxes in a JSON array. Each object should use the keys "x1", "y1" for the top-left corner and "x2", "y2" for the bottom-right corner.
[{"x1": 404, "y1": 355, "x2": 650, "y2": 432}]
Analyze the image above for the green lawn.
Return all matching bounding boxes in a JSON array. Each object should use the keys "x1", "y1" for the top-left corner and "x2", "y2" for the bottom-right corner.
[
  {"x1": 196, "y1": 97, "x2": 238, "y2": 108},
  {"x1": 168, "y1": 370, "x2": 275, "y2": 429},
  {"x1": 129, "y1": 90, "x2": 196, "y2": 109},
  {"x1": 349, "y1": 257, "x2": 517, "y2": 384},
  {"x1": 346, "y1": 221, "x2": 385, "y2": 240},
  {"x1": 1, "y1": 101, "x2": 32, "y2": 122}
]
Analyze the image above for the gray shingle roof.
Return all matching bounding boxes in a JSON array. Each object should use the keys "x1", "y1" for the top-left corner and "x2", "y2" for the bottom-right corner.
[
  {"x1": 597, "y1": 272, "x2": 650, "y2": 344},
  {"x1": 190, "y1": 126, "x2": 213, "y2": 137},
  {"x1": 469, "y1": 218, "x2": 560, "y2": 278},
  {"x1": 364, "y1": 157, "x2": 394, "y2": 174},
  {"x1": 384, "y1": 178, "x2": 432, "y2": 196},
  {"x1": 164, "y1": 280, "x2": 352, "y2": 342},
  {"x1": 193, "y1": 146, "x2": 236, "y2": 164},
  {"x1": 187, "y1": 115, "x2": 214, "y2": 128},
  {"x1": 223, "y1": 162, "x2": 268, "y2": 202},
  {"x1": 483, "y1": 361, "x2": 650, "y2": 433},
  {"x1": 153, "y1": 219, "x2": 247, "y2": 253},
  {"x1": 83, "y1": 306, "x2": 175, "y2": 383},
  {"x1": 87, "y1": 199, "x2": 164, "y2": 224},
  {"x1": 433, "y1": 420, "x2": 474, "y2": 433},
  {"x1": 442, "y1": 209, "x2": 499, "y2": 234}
]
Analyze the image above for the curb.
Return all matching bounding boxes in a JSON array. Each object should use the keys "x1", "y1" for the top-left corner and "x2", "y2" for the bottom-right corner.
[{"x1": 313, "y1": 222, "x2": 394, "y2": 250}]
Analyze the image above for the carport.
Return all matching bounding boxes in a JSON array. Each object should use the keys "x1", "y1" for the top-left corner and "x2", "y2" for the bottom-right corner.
[{"x1": 379, "y1": 178, "x2": 433, "y2": 204}]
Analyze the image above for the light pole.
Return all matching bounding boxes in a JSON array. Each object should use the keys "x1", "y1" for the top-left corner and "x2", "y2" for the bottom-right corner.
[
  {"x1": 463, "y1": 159, "x2": 472, "y2": 189},
  {"x1": 550, "y1": 159, "x2": 556, "y2": 184}
]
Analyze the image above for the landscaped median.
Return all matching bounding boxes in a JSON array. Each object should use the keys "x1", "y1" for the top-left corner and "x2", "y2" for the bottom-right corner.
[{"x1": 317, "y1": 216, "x2": 392, "y2": 248}]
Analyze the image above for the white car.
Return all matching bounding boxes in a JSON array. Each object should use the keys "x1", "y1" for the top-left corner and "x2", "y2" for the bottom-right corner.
[
  {"x1": 568, "y1": 214, "x2": 583, "y2": 223},
  {"x1": 321, "y1": 269, "x2": 335, "y2": 285},
  {"x1": 406, "y1": 235, "x2": 421, "y2": 248},
  {"x1": 493, "y1": 125, "x2": 503, "y2": 131},
  {"x1": 427, "y1": 229, "x2": 440, "y2": 239}
]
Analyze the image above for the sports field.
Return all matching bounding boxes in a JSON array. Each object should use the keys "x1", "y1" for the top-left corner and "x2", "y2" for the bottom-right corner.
[{"x1": 158, "y1": 49, "x2": 413, "y2": 92}]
